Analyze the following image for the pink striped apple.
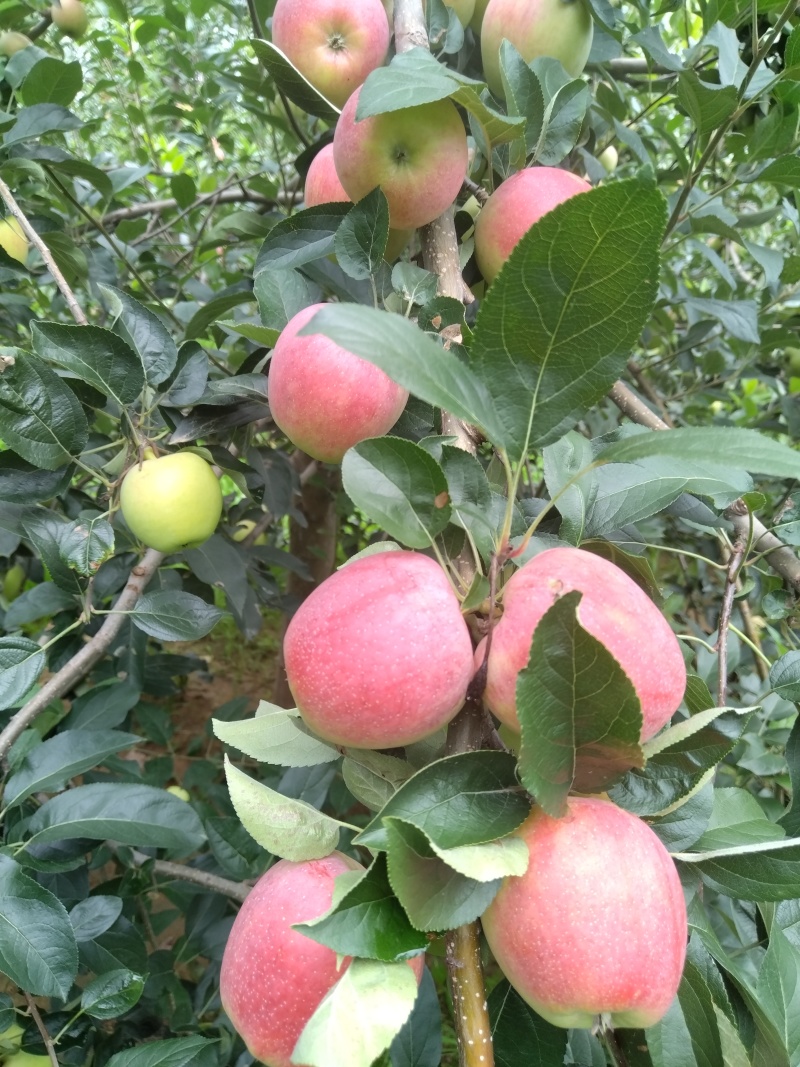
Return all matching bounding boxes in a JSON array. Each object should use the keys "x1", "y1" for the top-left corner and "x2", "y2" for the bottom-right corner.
[
  {"x1": 482, "y1": 797, "x2": 687, "y2": 1028},
  {"x1": 333, "y1": 87, "x2": 469, "y2": 230},
  {"x1": 271, "y1": 0, "x2": 390, "y2": 109},
  {"x1": 284, "y1": 550, "x2": 475, "y2": 748},
  {"x1": 268, "y1": 303, "x2": 408, "y2": 463},
  {"x1": 474, "y1": 166, "x2": 590, "y2": 284},
  {"x1": 476, "y1": 547, "x2": 686, "y2": 741}
]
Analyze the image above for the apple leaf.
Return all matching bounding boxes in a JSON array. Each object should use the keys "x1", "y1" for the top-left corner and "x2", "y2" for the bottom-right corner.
[
  {"x1": 254, "y1": 202, "x2": 350, "y2": 274},
  {"x1": 295, "y1": 852, "x2": 428, "y2": 962},
  {"x1": 342, "y1": 749, "x2": 414, "y2": 812},
  {"x1": 385, "y1": 819, "x2": 502, "y2": 931},
  {"x1": 0, "y1": 351, "x2": 88, "y2": 470},
  {"x1": 31, "y1": 321, "x2": 144, "y2": 406},
  {"x1": 81, "y1": 967, "x2": 145, "y2": 1020},
  {"x1": 293, "y1": 957, "x2": 420, "y2": 1067},
  {"x1": 212, "y1": 703, "x2": 339, "y2": 768},
  {"x1": 488, "y1": 980, "x2": 568, "y2": 1067},
  {"x1": 250, "y1": 38, "x2": 339, "y2": 121},
  {"x1": 224, "y1": 756, "x2": 344, "y2": 861},
  {"x1": 771, "y1": 652, "x2": 800, "y2": 702},
  {"x1": 354, "y1": 750, "x2": 530, "y2": 851},
  {"x1": 516, "y1": 591, "x2": 645, "y2": 818},
  {"x1": 646, "y1": 957, "x2": 725, "y2": 1067},
  {"x1": 105, "y1": 1036, "x2": 220, "y2": 1067},
  {"x1": 390, "y1": 966, "x2": 442, "y2": 1067},
  {"x1": 334, "y1": 188, "x2": 389, "y2": 279},
  {"x1": 128, "y1": 591, "x2": 225, "y2": 642},
  {"x1": 0, "y1": 636, "x2": 45, "y2": 711},
  {"x1": 674, "y1": 837, "x2": 800, "y2": 901},
  {"x1": 755, "y1": 925, "x2": 800, "y2": 1067},
  {"x1": 342, "y1": 437, "x2": 451, "y2": 549},
  {"x1": 98, "y1": 284, "x2": 178, "y2": 387},
  {"x1": 470, "y1": 177, "x2": 666, "y2": 461},
  {"x1": 427, "y1": 835, "x2": 529, "y2": 882}
]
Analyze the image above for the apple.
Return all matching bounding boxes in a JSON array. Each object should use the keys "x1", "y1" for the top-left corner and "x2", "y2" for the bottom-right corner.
[
  {"x1": 271, "y1": 0, "x2": 390, "y2": 109},
  {"x1": 786, "y1": 347, "x2": 800, "y2": 376},
  {"x1": 0, "y1": 218, "x2": 28, "y2": 266},
  {"x1": 482, "y1": 796, "x2": 687, "y2": 1028},
  {"x1": 4, "y1": 1054, "x2": 51, "y2": 1067},
  {"x1": 231, "y1": 519, "x2": 268, "y2": 546},
  {"x1": 481, "y1": 0, "x2": 594, "y2": 99},
  {"x1": 119, "y1": 451, "x2": 223, "y2": 554},
  {"x1": 0, "y1": 31, "x2": 33, "y2": 56},
  {"x1": 284, "y1": 550, "x2": 475, "y2": 748},
  {"x1": 473, "y1": 166, "x2": 590, "y2": 284},
  {"x1": 268, "y1": 302, "x2": 408, "y2": 463},
  {"x1": 383, "y1": 0, "x2": 475, "y2": 24},
  {"x1": 333, "y1": 86, "x2": 469, "y2": 230},
  {"x1": 304, "y1": 143, "x2": 411, "y2": 260},
  {"x1": 51, "y1": 0, "x2": 89, "y2": 37},
  {"x1": 476, "y1": 546, "x2": 686, "y2": 741},
  {"x1": 469, "y1": 0, "x2": 491, "y2": 31},
  {"x1": 599, "y1": 144, "x2": 618, "y2": 174}
]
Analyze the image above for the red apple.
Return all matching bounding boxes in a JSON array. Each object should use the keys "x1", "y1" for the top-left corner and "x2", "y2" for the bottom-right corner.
[
  {"x1": 221, "y1": 853, "x2": 362, "y2": 1067},
  {"x1": 268, "y1": 303, "x2": 408, "y2": 463},
  {"x1": 481, "y1": 0, "x2": 593, "y2": 98},
  {"x1": 474, "y1": 166, "x2": 590, "y2": 284},
  {"x1": 476, "y1": 547, "x2": 686, "y2": 741},
  {"x1": 284, "y1": 550, "x2": 475, "y2": 748},
  {"x1": 303, "y1": 144, "x2": 411, "y2": 260},
  {"x1": 333, "y1": 87, "x2": 469, "y2": 230},
  {"x1": 482, "y1": 797, "x2": 687, "y2": 1028},
  {"x1": 271, "y1": 0, "x2": 390, "y2": 109}
]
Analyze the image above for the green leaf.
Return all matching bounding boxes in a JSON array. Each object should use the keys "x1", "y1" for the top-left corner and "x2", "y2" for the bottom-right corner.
[
  {"x1": 69, "y1": 896, "x2": 124, "y2": 942},
  {"x1": 3, "y1": 103, "x2": 82, "y2": 145},
  {"x1": 293, "y1": 957, "x2": 420, "y2": 1067},
  {"x1": 675, "y1": 837, "x2": 800, "y2": 901},
  {"x1": 343, "y1": 437, "x2": 451, "y2": 549},
  {"x1": 99, "y1": 284, "x2": 178, "y2": 386},
  {"x1": 771, "y1": 652, "x2": 800, "y2": 702},
  {"x1": 390, "y1": 966, "x2": 442, "y2": 1067},
  {"x1": 676, "y1": 72, "x2": 738, "y2": 136},
  {"x1": 692, "y1": 787, "x2": 786, "y2": 851},
  {"x1": 535, "y1": 80, "x2": 590, "y2": 166},
  {"x1": 428, "y1": 835, "x2": 529, "y2": 882},
  {"x1": 342, "y1": 749, "x2": 414, "y2": 812},
  {"x1": 224, "y1": 756, "x2": 344, "y2": 861},
  {"x1": 335, "y1": 188, "x2": 390, "y2": 279},
  {"x1": 20, "y1": 57, "x2": 83, "y2": 107},
  {"x1": 385, "y1": 818, "x2": 501, "y2": 931},
  {"x1": 0, "y1": 351, "x2": 88, "y2": 469},
  {"x1": 754, "y1": 156, "x2": 800, "y2": 189},
  {"x1": 21, "y1": 510, "x2": 82, "y2": 594},
  {"x1": 355, "y1": 751, "x2": 530, "y2": 851},
  {"x1": 105, "y1": 1036, "x2": 219, "y2": 1067},
  {"x1": 440, "y1": 446, "x2": 501, "y2": 559},
  {"x1": 488, "y1": 979, "x2": 568, "y2": 1067},
  {"x1": 212, "y1": 702, "x2": 339, "y2": 767},
  {"x1": 183, "y1": 291, "x2": 254, "y2": 341},
  {"x1": 81, "y1": 967, "x2": 145, "y2": 1020},
  {"x1": 684, "y1": 297, "x2": 760, "y2": 343},
  {"x1": 499, "y1": 41, "x2": 545, "y2": 161},
  {"x1": 250, "y1": 38, "x2": 340, "y2": 121},
  {"x1": 597, "y1": 427, "x2": 800, "y2": 480},
  {"x1": 300, "y1": 304, "x2": 507, "y2": 447},
  {"x1": 295, "y1": 852, "x2": 428, "y2": 962},
  {"x1": 0, "y1": 452, "x2": 73, "y2": 504},
  {"x1": 3, "y1": 729, "x2": 141, "y2": 808},
  {"x1": 0, "y1": 637, "x2": 45, "y2": 711},
  {"x1": 516, "y1": 591, "x2": 645, "y2": 817},
  {"x1": 255, "y1": 266, "x2": 318, "y2": 331},
  {"x1": 218, "y1": 319, "x2": 280, "y2": 347},
  {"x1": 32, "y1": 321, "x2": 144, "y2": 405},
  {"x1": 471, "y1": 178, "x2": 666, "y2": 460},
  {"x1": 129, "y1": 591, "x2": 224, "y2": 641},
  {"x1": 646, "y1": 957, "x2": 724, "y2": 1067},
  {"x1": 57, "y1": 514, "x2": 115, "y2": 576},
  {"x1": 755, "y1": 925, "x2": 800, "y2": 1066},
  {"x1": 0, "y1": 855, "x2": 78, "y2": 998},
  {"x1": 205, "y1": 816, "x2": 269, "y2": 880},
  {"x1": 24, "y1": 783, "x2": 207, "y2": 852},
  {"x1": 66, "y1": 680, "x2": 141, "y2": 731},
  {"x1": 3, "y1": 581, "x2": 76, "y2": 629},
  {"x1": 254, "y1": 203, "x2": 351, "y2": 273}
]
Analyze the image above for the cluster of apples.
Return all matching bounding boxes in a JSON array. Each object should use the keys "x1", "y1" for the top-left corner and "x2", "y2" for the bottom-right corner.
[{"x1": 220, "y1": 546, "x2": 690, "y2": 1062}]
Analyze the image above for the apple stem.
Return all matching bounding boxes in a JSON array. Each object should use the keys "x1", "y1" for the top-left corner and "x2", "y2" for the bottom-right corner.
[
  {"x1": 445, "y1": 922, "x2": 495, "y2": 1067},
  {"x1": 598, "y1": 1026, "x2": 630, "y2": 1067}
]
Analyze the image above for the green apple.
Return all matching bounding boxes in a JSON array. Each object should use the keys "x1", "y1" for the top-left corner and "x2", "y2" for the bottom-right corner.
[
  {"x1": 598, "y1": 144, "x2": 618, "y2": 173},
  {"x1": 119, "y1": 451, "x2": 223, "y2": 554},
  {"x1": 481, "y1": 0, "x2": 593, "y2": 99},
  {"x1": 4, "y1": 1053, "x2": 51, "y2": 1067},
  {"x1": 469, "y1": 0, "x2": 491, "y2": 31},
  {"x1": 51, "y1": 0, "x2": 89, "y2": 37},
  {"x1": 786, "y1": 347, "x2": 800, "y2": 375},
  {"x1": 0, "y1": 217, "x2": 28, "y2": 265},
  {"x1": 231, "y1": 519, "x2": 268, "y2": 546},
  {"x1": 0, "y1": 31, "x2": 33, "y2": 56}
]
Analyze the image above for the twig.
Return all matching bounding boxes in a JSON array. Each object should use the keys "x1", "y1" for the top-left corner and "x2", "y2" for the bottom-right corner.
[
  {"x1": 715, "y1": 537, "x2": 746, "y2": 706},
  {"x1": 463, "y1": 176, "x2": 489, "y2": 205},
  {"x1": 102, "y1": 187, "x2": 277, "y2": 226},
  {"x1": 598, "y1": 1026, "x2": 629, "y2": 1067},
  {"x1": 23, "y1": 994, "x2": 59, "y2": 1067},
  {"x1": 28, "y1": 14, "x2": 52, "y2": 41},
  {"x1": 739, "y1": 596, "x2": 769, "y2": 681},
  {"x1": 446, "y1": 924, "x2": 494, "y2": 1067},
  {"x1": 0, "y1": 549, "x2": 163, "y2": 762},
  {"x1": 241, "y1": 458, "x2": 318, "y2": 548},
  {"x1": 626, "y1": 360, "x2": 674, "y2": 426},
  {"x1": 608, "y1": 381, "x2": 800, "y2": 591},
  {"x1": 393, "y1": 0, "x2": 429, "y2": 53},
  {"x1": 0, "y1": 177, "x2": 87, "y2": 326},
  {"x1": 131, "y1": 851, "x2": 251, "y2": 902}
]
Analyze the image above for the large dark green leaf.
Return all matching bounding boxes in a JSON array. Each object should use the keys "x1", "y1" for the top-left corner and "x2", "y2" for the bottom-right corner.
[
  {"x1": 105, "y1": 1036, "x2": 219, "y2": 1067},
  {"x1": 32, "y1": 321, "x2": 144, "y2": 405},
  {"x1": 676, "y1": 838, "x2": 800, "y2": 901},
  {"x1": 24, "y1": 783, "x2": 207, "y2": 852},
  {"x1": 0, "y1": 855, "x2": 78, "y2": 998},
  {"x1": 0, "y1": 636, "x2": 45, "y2": 711},
  {"x1": 390, "y1": 967, "x2": 442, "y2": 1067},
  {"x1": 335, "y1": 188, "x2": 389, "y2": 279},
  {"x1": 488, "y1": 980, "x2": 568, "y2": 1067},
  {"x1": 0, "y1": 352, "x2": 88, "y2": 469},
  {"x1": 99, "y1": 284, "x2": 178, "y2": 386},
  {"x1": 646, "y1": 957, "x2": 724, "y2": 1067},
  {"x1": 254, "y1": 203, "x2": 351, "y2": 273},
  {"x1": 0, "y1": 452, "x2": 73, "y2": 504},
  {"x1": 250, "y1": 38, "x2": 339, "y2": 121},
  {"x1": 470, "y1": 177, "x2": 666, "y2": 460},
  {"x1": 20, "y1": 57, "x2": 83, "y2": 107},
  {"x1": 128, "y1": 591, "x2": 224, "y2": 641},
  {"x1": 3, "y1": 103, "x2": 82, "y2": 145}
]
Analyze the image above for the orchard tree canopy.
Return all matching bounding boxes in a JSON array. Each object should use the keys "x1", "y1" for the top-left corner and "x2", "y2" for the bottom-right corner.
[{"x1": 0, "y1": 0, "x2": 800, "y2": 1066}]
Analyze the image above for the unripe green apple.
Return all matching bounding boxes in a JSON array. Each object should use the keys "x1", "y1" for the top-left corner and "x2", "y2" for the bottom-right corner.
[
  {"x1": 271, "y1": 0, "x2": 390, "y2": 109},
  {"x1": 284, "y1": 550, "x2": 475, "y2": 748},
  {"x1": 384, "y1": 0, "x2": 475, "y2": 23},
  {"x1": 476, "y1": 546, "x2": 686, "y2": 741},
  {"x1": 598, "y1": 144, "x2": 618, "y2": 173},
  {"x1": 0, "y1": 217, "x2": 29, "y2": 265},
  {"x1": 269, "y1": 303, "x2": 408, "y2": 463},
  {"x1": 4, "y1": 1053, "x2": 51, "y2": 1067},
  {"x1": 0, "y1": 31, "x2": 33, "y2": 56},
  {"x1": 51, "y1": 0, "x2": 89, "y2": 37},
  {"x1": 786, "y1": 347, "x2": 800, "y2": 375},
  {"x1": 333, "y1": 87, "x2": 469, "y2": 230},
  {"x1": 474, "y1": 166, "x2": 590, "y2": 284},
  {"x1": 119, "y1": 451, "x2": 223, "y2": 553},
  {"x1": 231, "y1": 519, "x2": 268, "y2": 546},
  {"x1": 481, "y1": 0, "x2": 593, "y2": 99},
  {"x1": 469, "y1": 0, "x2": 491, "y2": 31},
  {"x1": 482, "y1": 797, "x2": 687, "y2": 1028}
]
